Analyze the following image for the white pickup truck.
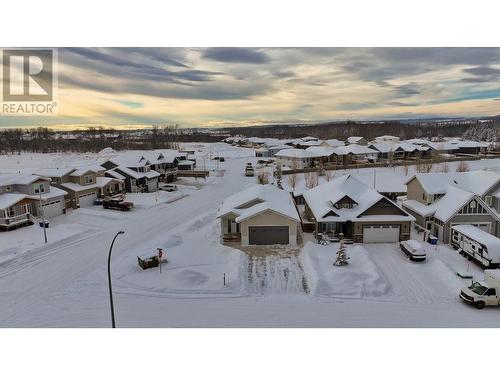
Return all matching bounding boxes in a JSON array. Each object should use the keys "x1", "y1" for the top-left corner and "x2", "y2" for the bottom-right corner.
[{"x1": 460, "y1": 269, "x2": 500, "y2": 309}]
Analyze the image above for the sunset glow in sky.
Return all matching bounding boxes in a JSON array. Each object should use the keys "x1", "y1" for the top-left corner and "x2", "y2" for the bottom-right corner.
[{"x1": 1, "y1": 47, "x2": 500, "y2": 129}]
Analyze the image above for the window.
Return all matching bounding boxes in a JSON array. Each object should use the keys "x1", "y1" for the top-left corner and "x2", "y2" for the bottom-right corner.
[
  {"x1": 6, "y1": 186, "x2": 12, "y2": 192},
  {"x1": 485, "y1": 196, "x2": 492, "y2": 206},
  {"x1": 485, "y1": 288, "x2": 496, "y2": 296},
  {"x1": 34, "y1": 183, "x2": 45, "y2": 194},
  {"x1": 83, "y1": 175, "x2": 94, "y2": 184}
]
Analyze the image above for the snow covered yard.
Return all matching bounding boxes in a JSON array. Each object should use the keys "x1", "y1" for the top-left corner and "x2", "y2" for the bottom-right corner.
[{"x1": 1, "y1": 144, "x2": 500, "y2": 327}]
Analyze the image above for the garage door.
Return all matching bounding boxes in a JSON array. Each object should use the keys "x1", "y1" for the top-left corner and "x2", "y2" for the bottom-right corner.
[
  {"x1": 78, "y1": 192, "x2": 97, "y2": 207},
  {"x1": 363, "y1": 225, "x2": 400, "y2": 243},
  {"x1": 147, "y1": 179, "x2": 158, "y2": 192},
  {"x1": 249, "y1": 226, "x2": 289, "y2": 245},
  {"x1": 41, "y1": 200, "x2": 64, "y2": 218}
]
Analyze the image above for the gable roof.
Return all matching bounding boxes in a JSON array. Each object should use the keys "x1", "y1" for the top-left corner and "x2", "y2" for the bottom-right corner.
[
  {"x1": 407, "y1": 171, "x2": 500, "y2": 196},
  {"x1": 403, "y1": 184, "x2": 499, "y2": 222},
  {"x1": 0, "y1": 193, "x2": 29, "y2": 209},
  {"x1": 0, "y1": 173, "x2": 51, "y2": 186},
  {"x1": 217, "y1": 185, "x2": 299, "y2": 223},
  {"x1": 303, "y1": 174, "x2": 412, "y2": 222}
]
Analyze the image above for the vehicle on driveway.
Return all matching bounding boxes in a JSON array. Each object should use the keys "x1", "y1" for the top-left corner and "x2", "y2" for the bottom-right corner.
[
  {"x1": 451, "y1": 225, "x2": 500, "y2": 269},
  {"x1": 103, "y1": 197, "x2": 134, "y2": 211},
  {"x1": 159, "y1": 184, "x2": 177, "y2": 192},
  {"x1": 245, "y1": 163, "x2": 255, "y2": 177},
  {"x1": 460, "y1": 270, "x2": 500, "y2": 309},
  {"x1": 400, "y1": 240, "x2": 426, "y2": 262}
]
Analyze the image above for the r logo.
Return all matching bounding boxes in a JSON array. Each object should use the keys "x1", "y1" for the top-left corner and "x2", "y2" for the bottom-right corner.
[{"x1": 2, "y1": 49, "x2": 54, "y2": 102}]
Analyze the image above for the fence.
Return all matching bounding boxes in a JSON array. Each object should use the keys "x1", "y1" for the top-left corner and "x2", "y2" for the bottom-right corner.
[{"x1": 281, "y1": 154, "x2": 500, "y2": 175}]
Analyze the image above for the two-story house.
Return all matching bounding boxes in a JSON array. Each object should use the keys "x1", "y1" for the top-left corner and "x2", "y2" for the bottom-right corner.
[
  {"x1": 101, "y1": 154, "x2": 160, "y2": 193},
  {"x1": 0, "y1": 173, "x2": 68, "y2": 230},
  {"x1": 402, "y1": 171, "x2": 500, "y2": 243}
]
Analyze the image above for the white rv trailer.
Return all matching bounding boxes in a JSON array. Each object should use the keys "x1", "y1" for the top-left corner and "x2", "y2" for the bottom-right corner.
[{"x1": 451, "y1": 225, "x2": 500, "y2": 269}]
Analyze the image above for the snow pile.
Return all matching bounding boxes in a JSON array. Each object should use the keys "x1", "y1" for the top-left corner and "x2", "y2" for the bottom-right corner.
[
  {"x1": 98, "y1": 147, "x2": 116, "y2": 156},
  {"x1": 300, "y1": 243, "x2": 390, "y2": 298}
]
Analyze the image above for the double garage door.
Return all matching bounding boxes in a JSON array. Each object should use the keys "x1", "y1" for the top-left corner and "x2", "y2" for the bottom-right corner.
[
  {"x1": 249, "y1": 226, "x2": 289, "y2": 245},
  {"x1": 41, "y1": 200, "x2": 64, "y2": 218},
  {"x1": 363, "y1": 225, "x2": 400, "y2": 243},
  {"x1": 78, "y1": 192, "x2": 97, "y2": 207}
]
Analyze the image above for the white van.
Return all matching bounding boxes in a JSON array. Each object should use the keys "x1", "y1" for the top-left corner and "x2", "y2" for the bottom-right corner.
[
  {"x1": 460, "y1": 270, "x2": 500, "y2": 309},
  {"x1": 451, "y1": 225, "x2": 500, "y2": 269}
]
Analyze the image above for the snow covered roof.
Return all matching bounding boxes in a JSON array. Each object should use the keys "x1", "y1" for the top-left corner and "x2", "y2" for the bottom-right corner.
[
  {"x1": 407, "y1": 171, "x2": 500, "y2": 196},
  {"x1": 347, "y1": 136, "x2": 364, "y2": 144},
  {"x1": 403, "y1": 184, "x2": 496, "y2": 222},
  {"x1": 104, "y1": 170, "x2": 126, "y2": 180},
  {"x1": 178, "y1": 160, "x2": 195, "y2": 166},
  {"x1": 275, "y1": 148, "x2": 315, "y2": 159},
  {"x1": 322, "y1": 139, "x2": 344, "y2": 147},
  {"x1": 0, "y1": 193, "x2": 29, "y2": 209},
  {"x1": 452, "y1": 225, "x2": 500, "y2": 257},
  {"x1": 303, "y1": 174, "x2": 413, "y2": 223},
  {"x1": 107, "y1": 153, "x2": 150, "y2": 168},
  {"x1": 305, "y1": 146, "x2": 337, "y2": 157},
  {"x1": 0, "y1": 173, "x2": 50, "y2": 186},
  {"x1": 335, "y1": 144, "x2": 378, "y2": 155},
  {"x1": 112, "y1": 166, "x2": 160, "y2": 180},
  {"x1": 69, "y1": 166, "x2": 104, "y2": 177},
  {"x1": 26, "y1": 186, "x2": 68, "y2": 200},
  {"x1": 217, "y1": 185, "x2": 300, "y2": 223},
  {"x1": 36, "y1": 168, "x2": 76, "y2": 178},
  {"x1": 60, "y1": 182, "x2": 100, "y2": 192},
  {"x1": 94, "y1": 177, "x2": 123, "y2": 188}
]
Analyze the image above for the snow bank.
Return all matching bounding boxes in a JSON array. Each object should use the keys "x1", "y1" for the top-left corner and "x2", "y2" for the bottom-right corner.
[{"x1": 300, "y1": 243, "x2": 390, "y2": 298}]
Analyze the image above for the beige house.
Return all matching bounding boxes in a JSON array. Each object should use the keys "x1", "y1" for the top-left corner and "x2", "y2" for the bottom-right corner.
[
  {"x1": 217, "y1": 185, "x2": 300, "y2": 246},
  {"x1": 38, "y1": 166, "x2": 124, "y2": 209},
  {"x1": 302, "y1": 174, "x2": 414, "y2": 243}
]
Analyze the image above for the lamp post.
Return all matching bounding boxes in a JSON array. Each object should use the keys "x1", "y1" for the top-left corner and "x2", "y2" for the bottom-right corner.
[{"x1": 107, "y1": 230, "x2": 125, "y2": 328}]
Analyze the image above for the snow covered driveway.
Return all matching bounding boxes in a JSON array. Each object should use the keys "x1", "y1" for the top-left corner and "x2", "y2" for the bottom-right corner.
[{"x1": 245, "y1": 251, "x2": 309, "y2": 295}]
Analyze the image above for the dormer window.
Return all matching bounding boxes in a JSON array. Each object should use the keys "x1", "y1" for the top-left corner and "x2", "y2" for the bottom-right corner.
[
  {"x1": 333, "y1": 195, "x2": 358, "y2": 209},
  {"x1": 34, "y1": 183, "x2": 45, "y2": 194},
  {"x1": 83, "y1": 175, "x2": 94, "y2": 184}
]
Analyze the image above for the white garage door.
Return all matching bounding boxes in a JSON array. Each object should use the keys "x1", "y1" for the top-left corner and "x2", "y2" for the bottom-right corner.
[
  {"x1": 41, "y1": 200, "x2": 63, "y2": 218},
  {"x1": 147, "y1": 179, "x2": 158, "y2": 192},
  {"x1": 78, "y1": 192, "x2": 97, "y2": 207},
  {"x1": 363, "y1": 225, "x2": 400, "y2": 243}
]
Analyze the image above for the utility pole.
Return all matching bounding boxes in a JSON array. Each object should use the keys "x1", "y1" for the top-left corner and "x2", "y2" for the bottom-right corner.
[{"x1": 39, "y1": 188, "x2": 47, "y2": 243}]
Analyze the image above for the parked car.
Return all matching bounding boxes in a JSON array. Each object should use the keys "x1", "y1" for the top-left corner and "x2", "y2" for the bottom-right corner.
[
  {"x1": 245, "y1": 163, "x2": 255, "y2": 177},
  {"x1": 460, "y1": 270, "x2": 500, "y2": 309},
  {"x1": 103, "y1": 197, "x2": 134, "y2": 211},
  {"x1": 159, "y1": 184, "x2": 177, "y2": 192},
  {"x1": 400, "y1": 240, "x2": 426, "y2": 262}
]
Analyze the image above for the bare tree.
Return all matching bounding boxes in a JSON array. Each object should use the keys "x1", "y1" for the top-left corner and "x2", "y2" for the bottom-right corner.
[
  {"x1": 456, "y1": 161, "x2": 470, "y2": 172},
  {"x1": 403, "y1": 162, "x2": 410, "y2": 176},
  {"x1": 439, "y1": 163, "x2": 449, "y2": 173},
  {"x1": 288, "y1": 173, "x2": 297, "y2": 190},
  {"x1": 305, "y1": 172, "x2": 319, "y2": 189},
  {"x1": 325, "y1": 169, "x2": 334, "y2": 182},
  {"x1": 257, "y1": 170, "x2": 270, "y2": 185}
]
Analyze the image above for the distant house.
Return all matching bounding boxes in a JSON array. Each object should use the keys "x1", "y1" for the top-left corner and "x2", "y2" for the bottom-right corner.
[
  {"x1": 275, "y1": 148, "x2": 315, "y2": 169},
  {"x1": 217, "y1": 185, "x2": 300, "y2": 246},
  {"x1": 346, "y1": 136, "x2": 368, "y2": 145},
  {"x1": 320, "y1": 139, "x2": 344, "y2": 148},
  {"x1": 255, "y1": 148, "x2": 271, "y2": 158},
  {"x1": 101, "y1": 154, "x2": 160, "y2": 193},
  {"x1": 402, "y1": 171, "x2": 500, "y2": 242},
  {"x1": 177, "y1": 160, "x2": 196, "y2": 170},
  {"x1": 303, "y1": 174, "x2": 414, "y2": 242},
  {"x1": 335, "y1": 144, "x2": 379, "y2": 164},
  {"x1": 37, "y1": 166, "x2": 124, "y2": 209},
  {"x1": 0, "y1": 173, "x2": 68, "y2": 230},
  {"x1": 368, "y1": 142, "x2": 431, "y2": 160},
  {"x1": 373, "y1": 135, "x2": 400, "y2": 143}
]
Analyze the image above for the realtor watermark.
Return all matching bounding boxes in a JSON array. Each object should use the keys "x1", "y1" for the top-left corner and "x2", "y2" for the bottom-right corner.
[{"x1": 1, "y1": 48, "x2": 58, "y2": 115}]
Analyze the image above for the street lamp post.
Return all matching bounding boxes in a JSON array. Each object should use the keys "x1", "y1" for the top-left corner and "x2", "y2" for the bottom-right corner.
[{"x1": 107, "y1": 230, "x2": 125, "y2": 328}]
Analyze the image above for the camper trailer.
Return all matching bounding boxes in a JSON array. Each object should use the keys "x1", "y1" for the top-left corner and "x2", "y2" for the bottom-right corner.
[{"x1": 451, "y1": 225, "x2": 500, "y2": 269}]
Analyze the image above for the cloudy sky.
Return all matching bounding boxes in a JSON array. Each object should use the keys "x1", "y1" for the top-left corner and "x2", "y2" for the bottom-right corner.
[{"x1": 2, "y1": 47, "x2": 500, "y2": 129}]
